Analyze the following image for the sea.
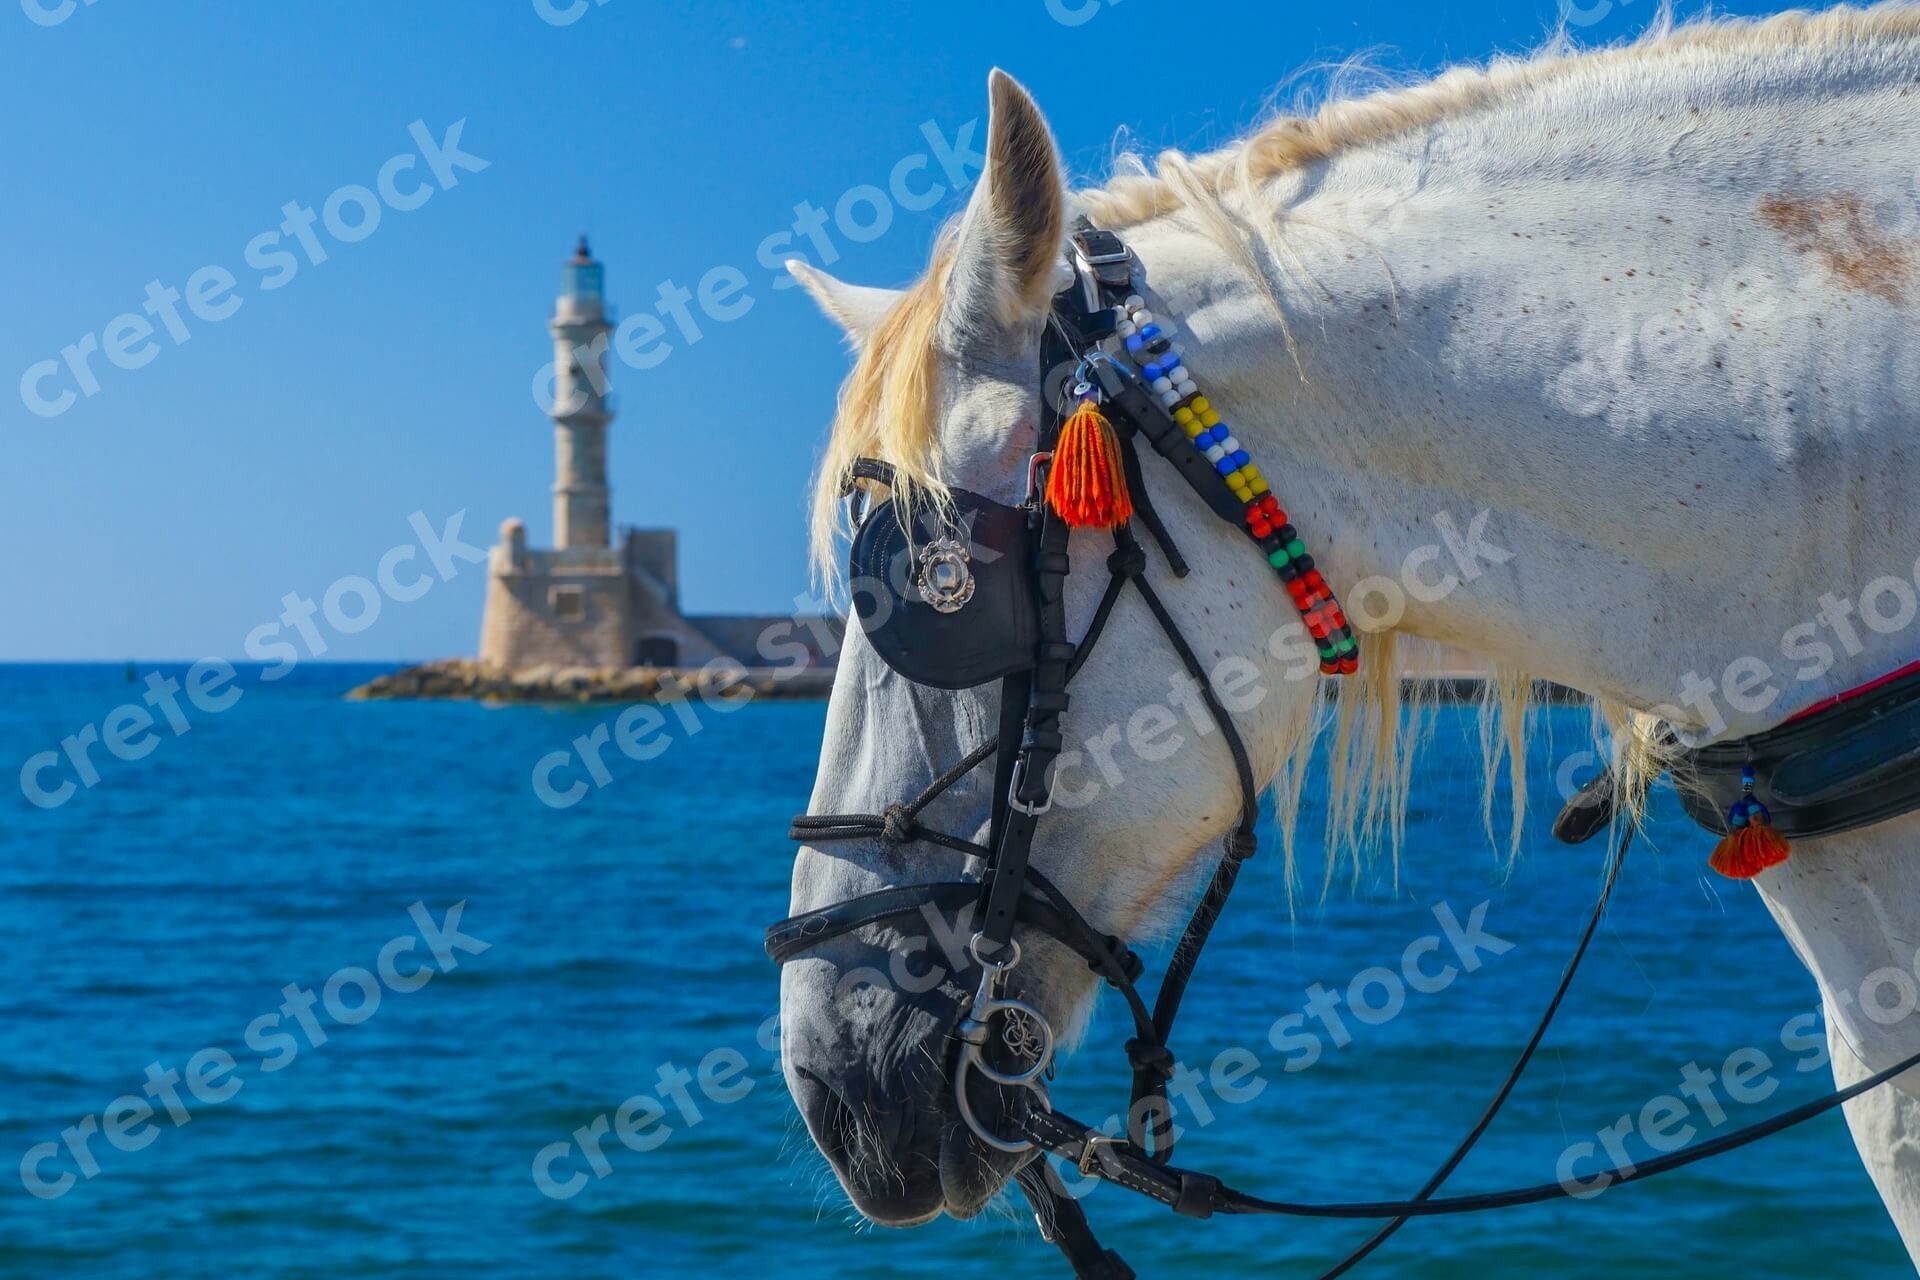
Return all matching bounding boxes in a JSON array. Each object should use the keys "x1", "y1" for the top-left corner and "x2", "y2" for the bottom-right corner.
[{"x1": 0, "y1": 662, "x2": 1908, "y2": 1278}]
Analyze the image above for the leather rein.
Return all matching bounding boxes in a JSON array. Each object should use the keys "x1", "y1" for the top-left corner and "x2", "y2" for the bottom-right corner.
[{"x1": 765, "y1": 222, "x2": 1920, "y2": 1279}]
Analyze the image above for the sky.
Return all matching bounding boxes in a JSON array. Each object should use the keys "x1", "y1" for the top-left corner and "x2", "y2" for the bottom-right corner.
[{"x1": 0, "y1": 0, "x2": 1795, "y2": 661}]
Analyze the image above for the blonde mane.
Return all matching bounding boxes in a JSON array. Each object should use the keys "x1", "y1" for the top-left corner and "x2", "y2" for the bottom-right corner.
[
  {"x1": 808, "y1": 239, "x2": 957, "y2": 591},
  {"x1": 809, "y1": 4, "x2": 1901, "y2": 876}
]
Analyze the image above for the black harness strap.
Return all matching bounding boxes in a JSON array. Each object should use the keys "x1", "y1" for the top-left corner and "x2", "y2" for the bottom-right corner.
[
  {"x1": 1089, "y1": 356, "x2": 1246, "y2": 524},
  {"x1": 977, "y1": 310, "x2": 1080, "y2": 955},
  {"x1": 987, "y1": 670, "x2": 1030, "y2": 858},
  {"x1": 1315, "y1": 819, "x2": 1636, "y2": 1278},
  {"x1": 1115, "y1": 430, "x2": 1190, "y2": 578},
  {"x1": 1027, "y1": 1028, "x2": 1920, "y2": 1219},
  {"x1": 1065, "y1": 544, "x2": 1140, "y2": 684},
  {"x1": 766, "y1": 877, "x2": 1147, "y2": 985},
  {"x1": 788, "y1": 738, "x2": 999, "y2": 858},
  {"x1": 1677, "y1": 669, "x2": 1920, "y2": 840},
  {"x1": 1019, "y1": 1165, "x2": 1137, "y2": 1280}
]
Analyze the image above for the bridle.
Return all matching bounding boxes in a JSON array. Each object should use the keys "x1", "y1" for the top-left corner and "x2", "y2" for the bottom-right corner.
[{"x1": 766, "y1": 221, "x2": 1920, "y2": 1279}]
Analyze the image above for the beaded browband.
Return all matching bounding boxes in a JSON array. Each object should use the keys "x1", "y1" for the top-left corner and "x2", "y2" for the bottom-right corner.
[
  {"x1": 1046, "y1": 246, "x2": 1358, "y2": 675},
  {"x1": 1114, "y1": 294, "x2": 1357, "y2": 675}
]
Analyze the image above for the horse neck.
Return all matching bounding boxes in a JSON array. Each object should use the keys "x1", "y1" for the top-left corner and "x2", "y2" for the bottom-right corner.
[{"x1": 1113, "y1": 40, "x2": 1920, "y2": 736}]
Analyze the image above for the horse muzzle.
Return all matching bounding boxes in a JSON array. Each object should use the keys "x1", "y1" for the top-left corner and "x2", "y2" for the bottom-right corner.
[{"x1": 779, "y1": 937, "x2": 1049, "y2": 1223}]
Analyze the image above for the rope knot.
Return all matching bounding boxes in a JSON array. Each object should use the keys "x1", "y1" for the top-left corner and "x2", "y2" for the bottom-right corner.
[
  {"x1": 1102, "y1": 935, "x2": 1146, "y2": 984},
  {"x1": 1106, "y1": 543, "x2": 1147, "y2": 579},
  {"x1": 1125, "y1": 1038, "x2": 1176, "y2": 1081},
  {"x1": 880, "y1": 803, "x2": 915, "y2": 844},
  {"x1": 1224, "y1": 829, "x2": 1258, "y2": 861}
]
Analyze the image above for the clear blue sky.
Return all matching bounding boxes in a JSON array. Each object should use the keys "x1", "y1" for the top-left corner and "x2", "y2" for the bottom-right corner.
[{"x1": 0, "y1": 0, "x2": 1787, "y2": 661}]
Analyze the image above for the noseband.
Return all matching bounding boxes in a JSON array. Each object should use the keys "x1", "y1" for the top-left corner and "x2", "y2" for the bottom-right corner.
[{"x1": 766, "y1": 222, "x2": 1920, "y2": 1279}]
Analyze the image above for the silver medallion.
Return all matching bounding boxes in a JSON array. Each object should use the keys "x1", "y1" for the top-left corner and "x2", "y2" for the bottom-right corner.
[{"x1": 915, "y1": 537, "x2": 975, "y2": 614}]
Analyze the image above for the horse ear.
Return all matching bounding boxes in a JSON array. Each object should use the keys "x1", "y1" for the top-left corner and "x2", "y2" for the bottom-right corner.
[
  {"x1": 787, "y1": 260, "x2": 906, "y2": 349},
  {"x1": 943, "y1": 69, "x2": 1068, "y2": 336}
]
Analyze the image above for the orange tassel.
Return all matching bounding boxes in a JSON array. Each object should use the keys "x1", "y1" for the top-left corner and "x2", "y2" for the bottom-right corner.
[
  {"x1": 1709, "y1": 822, "x2": 1791, "y2": 880},
  {"x1": 1046, "y1": 400, "x2": 1133, "y2": 528}
]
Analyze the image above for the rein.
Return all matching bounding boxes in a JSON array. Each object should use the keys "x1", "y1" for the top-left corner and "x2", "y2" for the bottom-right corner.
[{"x1": 765, "y1": 221, "x2": 1920, "y2": 1279}]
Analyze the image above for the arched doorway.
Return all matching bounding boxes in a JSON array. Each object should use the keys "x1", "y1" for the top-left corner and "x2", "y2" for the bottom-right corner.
[{"x1": 635, "y1": 634, "x2": 679, "y2": 668}]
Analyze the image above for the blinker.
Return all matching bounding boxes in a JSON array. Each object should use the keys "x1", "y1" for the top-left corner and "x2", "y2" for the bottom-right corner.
[{"x1": 848, "y1": 486, "x2": 1040, "y2": 690}]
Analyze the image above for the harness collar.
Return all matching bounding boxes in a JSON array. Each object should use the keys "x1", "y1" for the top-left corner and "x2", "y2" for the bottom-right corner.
[
  {"x1": 1551, "y1": 660, "x2": 1920, "y2": 853},
  {"x1": 1681, "y1": 662, "x2": 1920, "y2": 841}
]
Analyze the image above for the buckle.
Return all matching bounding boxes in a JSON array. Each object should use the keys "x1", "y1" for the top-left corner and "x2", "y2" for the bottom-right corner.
[
  {"x1": 1008, "y1": 756, "x2": 1055, "y2": 816},
  {"x1": 1077, "y1": 244, "x2": 1130, "y2": 267},
  {"x1": 1023, "y1": 451, "x2": 1053, "y2": 509},
  {"x1": 1077, "y1": 1134, "x2": 1125, "y2": 1178},
  {"x1": 1072, "y1": 228, "x2": 1130, "y2": 267},
  {"x1": 1071, "y1": 228, "x2": 1134, "y2": 294}
]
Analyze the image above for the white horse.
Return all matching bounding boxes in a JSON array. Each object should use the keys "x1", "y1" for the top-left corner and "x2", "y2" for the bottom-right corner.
[{"x1": 778, "y1": 4, "x2": 1920, "y2": 1263}]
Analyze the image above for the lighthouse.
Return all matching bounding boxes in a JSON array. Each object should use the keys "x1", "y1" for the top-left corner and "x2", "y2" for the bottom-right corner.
[
  {"x1": 550, "y1": 236, "x2": 613, "y2": 549},
  {"x1": 475, "y1": 238, "x2": 841, "y2": 675}
]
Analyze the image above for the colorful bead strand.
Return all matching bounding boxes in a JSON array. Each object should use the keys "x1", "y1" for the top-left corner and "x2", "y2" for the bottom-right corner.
[{"x1": 1111, "y1": 296, "x2": 1359, "y2": 676}]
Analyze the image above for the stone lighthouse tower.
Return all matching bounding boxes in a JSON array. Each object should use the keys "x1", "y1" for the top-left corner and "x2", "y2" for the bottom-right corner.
[
  {"x1": 474, "y1": 238, "x2": 842, "y2": 676},
  {"x1": 550, "y1": 236, "x2": 613, "y2": 549}
]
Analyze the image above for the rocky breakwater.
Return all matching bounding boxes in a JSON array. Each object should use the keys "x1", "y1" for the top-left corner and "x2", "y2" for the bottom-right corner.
[{"x1": 346, "y1": 659, "x2": 834, "y2": 704}]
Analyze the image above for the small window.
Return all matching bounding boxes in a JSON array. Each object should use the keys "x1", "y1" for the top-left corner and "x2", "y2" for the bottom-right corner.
[{"x1": 550, "y1": 585, "x2": 586, "y2": 621}]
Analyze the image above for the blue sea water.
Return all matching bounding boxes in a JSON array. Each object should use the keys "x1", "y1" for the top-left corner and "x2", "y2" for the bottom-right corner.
[{"x1": 0, "y1": 662, "x2": 1908, "y2": 1278}]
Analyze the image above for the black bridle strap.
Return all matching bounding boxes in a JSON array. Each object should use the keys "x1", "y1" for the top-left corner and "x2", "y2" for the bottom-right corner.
[
  {"x1": 784, "y1": 818, "x2": 990, "y2": 860},
  {"x1": 1057, "y1": 523, "x2": 1268, "y2": 1162},
  {"x1": 979, "y1": 682, "x2": 1047, "y2": 953},
  {"x1": 986, "y1": 670, "x2": 1029, "y2": 856},
  {"x1": 976, "y1": 310, "x2": 1082, "y2": 954},
  {"x1": 1115, "y1": 428, "x2": 1189, "y2": 578},
  {"x1": 1018, "y1": 1165, "x2": 1137, "y2": 1280},
  {"x1": 766, "y1": 881, "x2": 977, "y2": 965},
  {"x1": 1027, "y1": 1030, "x2": 1920, "y2": 1220},
  {"x1": 1065, "y1": 555, "x2": 1134, "y2": 685},
  {"x1": 788, "y1": 738, "x2": 1000, "y2": 859},
  {"x1": 1119, "y1": 535, "x2": 1263, "y2": 1162},
  {"x1": 765, "y1": 878, "x2": 1144, "y2": 982},
  {"x1": 1023, "y1": 865, "x2": 1157, "y2": 1042},
  {"x1": 1315, "y1": 819, "x2": 1636, "y2": 1277}
]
